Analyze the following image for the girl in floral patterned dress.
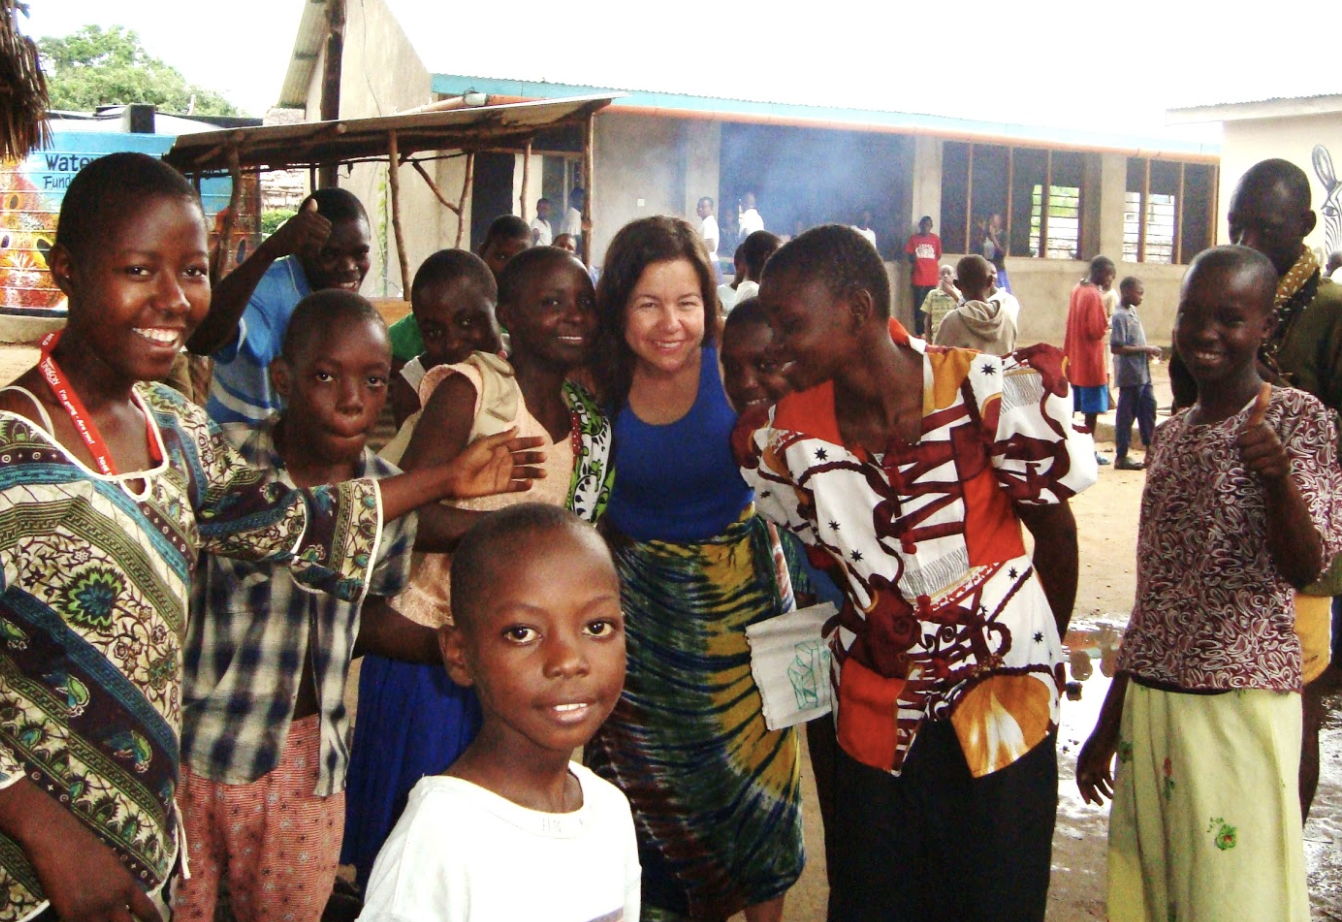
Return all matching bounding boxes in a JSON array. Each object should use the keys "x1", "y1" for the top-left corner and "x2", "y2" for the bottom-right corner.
[
  {"x1": 1077, "y1": 246, "x2": 1342, "y2": 922},
  {"x1": 0, "y1": 154, "x2": 538, "y2": 922}
]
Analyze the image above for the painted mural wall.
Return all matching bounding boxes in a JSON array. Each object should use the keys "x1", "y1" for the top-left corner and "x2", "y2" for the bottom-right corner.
[{"x1": 0, "y1": 132, "x2": 247, "y2": 341}]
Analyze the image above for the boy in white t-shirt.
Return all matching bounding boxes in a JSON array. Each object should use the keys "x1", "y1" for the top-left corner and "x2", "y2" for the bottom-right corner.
[{"x1": 357, "y1": 504, "x2": 640, "y2": 922}]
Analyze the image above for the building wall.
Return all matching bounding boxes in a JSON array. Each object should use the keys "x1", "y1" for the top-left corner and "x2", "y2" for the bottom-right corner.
[
  {"x1": 590, "y1": 113, "x2": 695, "y2": 265},
  {"x1": 304, "y1": 0, "x2": 473, "y2": 299},
  {"x1": 1220, "y1": 113, "x2": 1342, "y2": 257}
]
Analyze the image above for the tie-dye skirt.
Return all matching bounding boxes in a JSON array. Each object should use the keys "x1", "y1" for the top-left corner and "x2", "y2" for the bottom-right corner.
[{"x1": 586, "y1": 512, "x2": 805, "y2": 920}]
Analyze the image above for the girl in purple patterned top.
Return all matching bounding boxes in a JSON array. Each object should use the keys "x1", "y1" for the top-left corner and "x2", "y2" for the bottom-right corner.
[{"x1": 1075, "y1": 246, "x2": 1342, "y2": 922}]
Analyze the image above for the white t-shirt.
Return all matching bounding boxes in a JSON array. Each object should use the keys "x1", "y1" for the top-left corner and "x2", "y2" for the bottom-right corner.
[
  {"x1": 562, "y1": 206, "x2": 584, "y2": 239},
  {"x1": 357, "y1": 763, "x2": 641, "y2": 922},
  {"x1": 700, "y1": 214, "x2": 720, "y2": 258},
  {"x1": 852, "y1": 226, "x2": 877, "y2": 249},
  {"x1": 531, "y1": 216, "x2": 553, "y2": 246},
  {"x1": 717, "y1": 282, "x2": 739, "y2": 313},
  {"x1": 739, "y1": 207, "x2": 764, "y2": 238}
]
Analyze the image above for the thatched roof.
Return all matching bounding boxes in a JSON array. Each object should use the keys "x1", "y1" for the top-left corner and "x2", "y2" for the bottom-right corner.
[{"x1": 0, "y1": 0, "x2": 49, "y2": 161}]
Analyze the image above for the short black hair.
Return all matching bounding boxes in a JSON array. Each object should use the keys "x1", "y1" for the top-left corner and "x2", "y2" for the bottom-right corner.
[
  {"x1": 741, "y1": 230, "x2": 782, "y2": 282},
  {"x1": 763, "y1": 224, "x2": 891, "y2": 319},
  {"x1": 497, "y1": 246, "x2": 583, "y2": 308},
  {"x1": 699, "y1": 196, "x2": 714, "y2": 209},
  {"x1": 1119, "y1": 275, "x2": 1143, "y2": 295},
  {"x1": 481, "y1": 215, "x2": 531, "y2": 251},
  {"x1": 55, "y1": 152, "x2": 201, "y2": 262},
  {"x1": 1089, "y1": 255, "x2": 1115, "y2": 277},
  {"x1": 411, "y1": 249, "x2": 496, "y2": 308},
  {"x1": 919, "y1": 215, "x2": 933, "y2": 225},
  {"x1": 307, "y1": 187, "x2": 368, "y2": 226},
  {"x1": 1239, "y1": 159, "x2": 1313, "y2": 213},
  {"x1": 281, "y1": 289, "x2": 386, "y2": 361},
  {"x1": 723, "y1": 296, "x2": 767, "y2": 335},
  {"x1": 537, "y1": 197, "x2": 552, "y2": 206},
  {"x1": 450, "y1": 504, "x2": 610, "y2": 631},
  {"x1": 1182, "y1": 245, "x2": 1277, "y2": 313}
]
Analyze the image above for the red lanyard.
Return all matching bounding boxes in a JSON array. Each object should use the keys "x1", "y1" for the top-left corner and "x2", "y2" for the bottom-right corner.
[{"x1": 37, "y1": 330, "x2": 120, "y2": 475}]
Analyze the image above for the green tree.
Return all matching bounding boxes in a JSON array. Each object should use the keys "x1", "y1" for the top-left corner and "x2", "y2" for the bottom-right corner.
[{"x1": 38, "y1": 25, "x2": 240, "y2": 116}]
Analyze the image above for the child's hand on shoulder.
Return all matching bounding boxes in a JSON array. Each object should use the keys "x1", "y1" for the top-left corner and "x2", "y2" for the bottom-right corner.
[
  {"x1": 445, "y1": 428, "x2": 547, "y2": 498},
  {"x1": 1238, "y1": 384, "x2": 1289, "y2": 481}
]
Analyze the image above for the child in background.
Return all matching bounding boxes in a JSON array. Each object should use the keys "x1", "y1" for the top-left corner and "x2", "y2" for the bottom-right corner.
[
  {"x1": 739, "y1": 224, "x2": 1094, "y2": 921},
  {"x1": 935, "y1": 254, "x2": 1016, "y2": 354},
  {"x1": 0, "y1": 153, "x2": 539, "y2": 921},
  {"x1": 190, "y1": 188, "x2": 372, "y2": 431},
  {"x1": 1109, "y1": 276, "x2": 1160, "y2": 471},
  {"x1": 721, "y1": 298, "x2": 845, "y2": 887},
  {"x1": 342, "y1": 246, "x2": 613, "y2": 890},
  {"x1": 553, "y1": 233, "x2": 578, "y2": 255},
  {"x1": 356, "y1": 504, "x2": 640, "y2": 921},
  {"x1": 717, "y1": 243, "x2": 747, "y2": 313},
  {"x1": 1077, "y1": 246, "x2": 1342, "y2": 922},
  {"x1": 388, "y1": 251, "x2": 503, "y2": 427},
  {"x1": 733, "y1": 230, "x2": 782, "y2": 306},
  {"x1": 388, "y1": 216, "x2": 531, "y2": 368},
  {"x1": 921, "y1": 264, "x2": 960, "y2": 343}
]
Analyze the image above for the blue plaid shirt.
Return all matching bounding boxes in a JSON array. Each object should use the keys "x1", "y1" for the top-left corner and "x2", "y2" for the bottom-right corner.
[{"x1": 181, "y1": 416, "x2": 416, "y2": 795}]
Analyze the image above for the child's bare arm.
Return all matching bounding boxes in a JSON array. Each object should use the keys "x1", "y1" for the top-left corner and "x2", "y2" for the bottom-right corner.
[
  {"x1": 353, "y1": 596, "x2": 441, "y2": 664},
  {"x1": 1017, "y1": 501, "x2": 1080, "y2": 636},
  {"x1": 188, "y1": 200, "x2": 331, "y2": 355},
  {"x1": 1076, "y1": 672, "x2": 1130, "y2": 806},
  {"x1": 1240, "y1": 387, "x2": 1325, "y2": 587},
  {"x1": 0, "y1": 778, "x2": 162, "y2": 922},
  {"x1": 389, "y1": 369, "x2": 420, "y2": 428},
  {"x1": 377, "y1": 429, "x2": 545, "y2": 522}
]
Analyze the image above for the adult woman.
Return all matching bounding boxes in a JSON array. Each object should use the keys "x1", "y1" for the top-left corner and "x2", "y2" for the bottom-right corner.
[{"x1": 585, "y1": 216, "x2": 803, "y2": 922}]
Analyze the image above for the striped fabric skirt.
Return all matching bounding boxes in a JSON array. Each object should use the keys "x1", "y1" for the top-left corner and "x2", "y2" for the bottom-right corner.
[{"x1": 586, "y1": 512, "x2": 804, "y2": 921}]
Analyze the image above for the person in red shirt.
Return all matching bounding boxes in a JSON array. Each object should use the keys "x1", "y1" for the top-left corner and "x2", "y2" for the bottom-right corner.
[
  {"x1": 1065, "y1": 256, "x2": 1116, "y2": 465},
  {"x1": 904, "y1": 216, "x2": 942, "y2": 336}
]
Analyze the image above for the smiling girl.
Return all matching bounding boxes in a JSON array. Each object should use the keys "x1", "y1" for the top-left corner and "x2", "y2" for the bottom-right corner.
[
  {"x1": 585, "y1": 217, "x2": 803, "y2": 922},
  {"x1": 0, "y1": 153, "x2": 539, "y2": 922}
]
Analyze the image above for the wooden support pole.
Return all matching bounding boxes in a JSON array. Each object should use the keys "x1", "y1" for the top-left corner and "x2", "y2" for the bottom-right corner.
[
  {"x1": 387, "y1": 130, "x2": 411, "y2": 297},
  {"x1": 582, "y1": 114, "x2": 595, "y2": 267},
  {"x1": 520, "y1": 140, "x2": 532, "y2": 222},
  {"x1": 964, "y1": 144, "x2": 974, "y2": 254},
  {"x1": 455, "y1": 152, "x2": 474, "y2": 247},
  {"x1": 1138, "y1": 158, "x2": 1150, "y2": 264},
  {"x1": 211, "y1": 146, "x2": 242, "y2": 285},
  {"x1": 1175, "y1": 161, "x2": 1186, "y2": 265},
  {"x1": 318, "y1": 0, "x2": 346, "y2": 189},
  {"x1": 1041, "y1": 149, "x2": 1051, "y2": 258},
  {"x1": 411, "y1": 160, "x2": 462, "y2": 215}
]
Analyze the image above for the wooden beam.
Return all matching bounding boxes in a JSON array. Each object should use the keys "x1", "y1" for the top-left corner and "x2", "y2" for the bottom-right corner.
[
  {"x1": 582, "y1": 114, "x2": 595, "y2": 267},
  {"x1": 455, "y1": 152, "x2": 474, "y2": 247},
  {"x1": 1138, "y1": 157, "x2": 1150, "y2": 264},
  {"x1": 211, "y1": 146, "x2": 243, "y2": 285},
  {"x1": 1041, "y1": 149, "x2": 1051, "y2": 258},
  {"x1": 387, "y1": 129, "x2": 411, "y2": 297},
  {"x1": 520, "y1": 140, "x2": 532, "y2": 222},
  {"x1": 318, "y1": 0, "x2": 345, "y2": 188},
  {"x1": 1175, "y1": 161, "x2": 1186, "y2": 265},
  {"x1": 411, "y1": 160, "x2": 462, "y2": 215},
  {"x1": 964, "y1": 144, "x2": 974, "y2": 254}
]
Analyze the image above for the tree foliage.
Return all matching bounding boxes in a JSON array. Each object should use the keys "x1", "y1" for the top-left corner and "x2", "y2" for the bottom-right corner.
[{"x1": 38, "y1": 25, "x2": 239, "y2": 116}]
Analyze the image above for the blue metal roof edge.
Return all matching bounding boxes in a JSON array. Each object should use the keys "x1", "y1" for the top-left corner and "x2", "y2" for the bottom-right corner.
[{"x1": 430, "y1": 74, "x2": 1220, "y2": 157}]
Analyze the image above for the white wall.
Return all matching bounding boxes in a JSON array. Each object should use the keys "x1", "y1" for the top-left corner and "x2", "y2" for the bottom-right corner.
[
  {"x1": 1220, "y1": 112, "x2": 1342, "y2": 257},
  {"x1": 304, "y1": 0, "x2": 472, "y2": 299}
]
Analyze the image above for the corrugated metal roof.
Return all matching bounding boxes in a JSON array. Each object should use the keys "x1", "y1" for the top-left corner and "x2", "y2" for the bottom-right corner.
[
  {"x1": 431, "y1": 75, "x2": 1220, "y2": 160},
  {"x1": 162, "y1": 94, "x2": 616, "y2": 174},
  {"x1": 277, "y1": 0, "x2": 328, "y2": 110}
]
